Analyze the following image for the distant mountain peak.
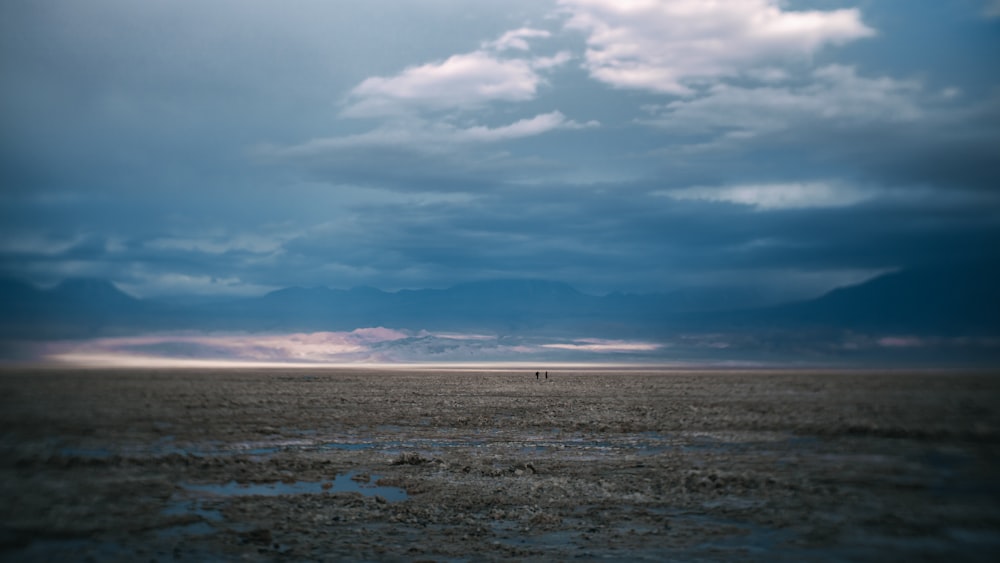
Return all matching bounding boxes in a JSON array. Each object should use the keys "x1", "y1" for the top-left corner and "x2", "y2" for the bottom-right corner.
[
  {"x1": 264, "y1": 285, "x2": 333, "y2": 298},
  {"x1": 449, "y1": 279, "x2": 582, "y2": 297},
  {"x1": 349, "y1": 285, "x2": 386, "y2": 295},
  {"x1": 768, "y1": 263, "x2": 1000, "y2": 333}
]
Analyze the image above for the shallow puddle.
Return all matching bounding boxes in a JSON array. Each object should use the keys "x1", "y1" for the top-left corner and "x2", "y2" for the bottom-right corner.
[
  {"x1": 155, "y1": 520, "x2": 217, "y2": 539},
  {"x1": 162, "y1": 499, "x2": 224, "y2": 522},
  {"x1": 181, "y1": 472, "x2": 408, "y2": 502}
]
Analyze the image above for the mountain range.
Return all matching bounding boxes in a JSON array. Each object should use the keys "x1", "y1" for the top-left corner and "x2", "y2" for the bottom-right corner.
[{"x1": 2, "y1": 264, "x2": 998, "y2": 345}]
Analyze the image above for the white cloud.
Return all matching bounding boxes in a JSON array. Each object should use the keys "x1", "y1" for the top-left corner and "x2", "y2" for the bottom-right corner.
[
  {"x1": 483, "y1": 27, "x2": 552, "y2": 51},
  {"x1": 457, "y1": 111, "x2": 597, "y2": 142},
  {"x1": 559, "y1": 0, "x2": 874, "y2": 94},
  {"x1": 146, "y1": 233, "x2": 288, "y2": 255},
  {"x1": 293, "y1": 25, "x2": 583, "y2": 176},
  {"x1": 0, "y1": 234, "x2": 88, "y2": 255},
  {"x1": 940, "y1": 87, "x2": 962, "y2": 100},
  {"x1": 644, "y1": 65, "x2": 922, "y2": 136},
  {"x1": 340, "y1": 23, "x2": 573, "y2": 119},
  {"x1": 342, "y1": 49, "x2": 563, "y2": 118},
  {"x1": 661, "y1": 181, "x2": 870, "y2": 210},
  {"x1": 985, "y1": 0, "x2": 1000, "y2": 18},
  {"x1": 266, "y1": 111, "x2": 594, "y2": 156},
  {"x1": 118, "y1": 272, "x2": 278, "y2": 298},
  {"x1": 254, "y1": 111, "x2": 599, "y2": 194},
  {"x1": 531, "y1": 50, "x2": 573, "y2": 70}
]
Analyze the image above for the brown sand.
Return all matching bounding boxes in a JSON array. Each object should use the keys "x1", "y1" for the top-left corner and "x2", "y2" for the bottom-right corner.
[{"x1": 1, "y1": 367, "x2": 999, "y2": 561}]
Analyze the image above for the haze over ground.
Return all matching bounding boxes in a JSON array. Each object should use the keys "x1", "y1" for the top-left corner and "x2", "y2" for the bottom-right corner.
[{"x1": 1, "y1": 1, "x2": 998, "y2": 365}]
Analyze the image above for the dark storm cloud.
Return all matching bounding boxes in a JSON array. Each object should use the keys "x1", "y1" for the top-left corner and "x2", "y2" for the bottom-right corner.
[
  {"x1": 825, "y1": 98, "x2": 1000, "y2": 193},
  {"x1": 3, "y1": 172, "x2": 996, "y2": 297},
  {"x1": 1, "y1": 0, "x2": 998, "y2": 300}
]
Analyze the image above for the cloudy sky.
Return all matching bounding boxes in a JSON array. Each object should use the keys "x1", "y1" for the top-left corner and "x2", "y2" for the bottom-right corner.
[{"x1": 2, "y1": 0, "x2": 999, "y2": 299}]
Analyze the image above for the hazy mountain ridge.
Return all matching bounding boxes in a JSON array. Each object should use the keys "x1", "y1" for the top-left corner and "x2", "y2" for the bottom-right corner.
[
  {"x1": 772, "y1": 265, "x2": 1000, "y2": 334},
  {"x1": 1, "y1": 266, "x2": 998, "y2": 344}
]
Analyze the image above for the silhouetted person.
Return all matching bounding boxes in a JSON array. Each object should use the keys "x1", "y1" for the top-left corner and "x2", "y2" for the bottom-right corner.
[
  {"x1": 545, "y1": 371, "x2": 548, "y2": 379},
  {"x1": 535, "y1": 371, "x2": 539, "y2": 380}
]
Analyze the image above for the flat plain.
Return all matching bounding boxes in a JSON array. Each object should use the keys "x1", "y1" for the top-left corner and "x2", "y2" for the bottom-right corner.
[{"x1": 1, "y1": 367, "x2": 999, "y2": 561}]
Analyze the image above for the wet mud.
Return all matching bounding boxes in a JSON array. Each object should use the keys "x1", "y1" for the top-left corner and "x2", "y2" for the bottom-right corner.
[{"x1": 1, "y1": 367, "x2": 999, "y2": 561}]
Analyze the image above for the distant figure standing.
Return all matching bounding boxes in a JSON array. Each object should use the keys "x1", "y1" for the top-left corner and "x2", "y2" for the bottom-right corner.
[
  {"x1": 545, "y1": 371, "x2": 548, "y2": 380},
  {"x1": 535, "y1": 371, "x2": 539, "y2": 380}
]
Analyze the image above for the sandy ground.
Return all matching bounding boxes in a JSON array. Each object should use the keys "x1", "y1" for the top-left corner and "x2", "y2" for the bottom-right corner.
[{"x1": 1, "y1": 367, "x2": 999, "y2": 561}]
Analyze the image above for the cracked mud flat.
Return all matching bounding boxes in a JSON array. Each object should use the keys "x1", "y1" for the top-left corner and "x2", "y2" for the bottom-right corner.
[{"x1": 1, "y1": 368, "x2": 999, "y2": 561}]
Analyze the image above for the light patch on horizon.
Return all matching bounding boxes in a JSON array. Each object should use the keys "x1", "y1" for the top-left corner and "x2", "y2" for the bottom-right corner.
[
  {"x1": 428, "y1": 332, "x2": 497, "y2": 341},
  {"x1": 877, "y1": 336, "x2": 925, "y2": 349},
  {"x1": 541, "y1": 338, "x2": 662, "y2": 353},
  {"x1": 45, "y1": 329, "x2": 411, "y2": 365},
  {"x1": 870, "y1": 335, "x2": 1000, "y2": 350},
  {"x1": 44, "y1": 354, "x2": 339, "y2": 370},
  {"x1": 661, "y1": 182, "x2": 870, "y2": 210},
  {"x1": 39, "y1": 331, "x2": 669, "y2": 365}
]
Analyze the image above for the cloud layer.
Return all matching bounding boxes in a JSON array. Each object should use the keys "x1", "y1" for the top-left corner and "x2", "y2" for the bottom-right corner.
[
  {"x1": 343, "y1": 51, "x2": 547, "y2": 117},
  {"x1": 0, "y1": 0, "x2": 997, "y2": 306},
  {"x1": 560, "y1": 0, "x2": 874, "y2": 94}
]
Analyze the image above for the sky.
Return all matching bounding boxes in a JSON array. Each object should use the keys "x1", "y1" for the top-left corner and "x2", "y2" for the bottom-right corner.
[{"x1": 2, "y1": 0, "x2": 999, "y2": 301}]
